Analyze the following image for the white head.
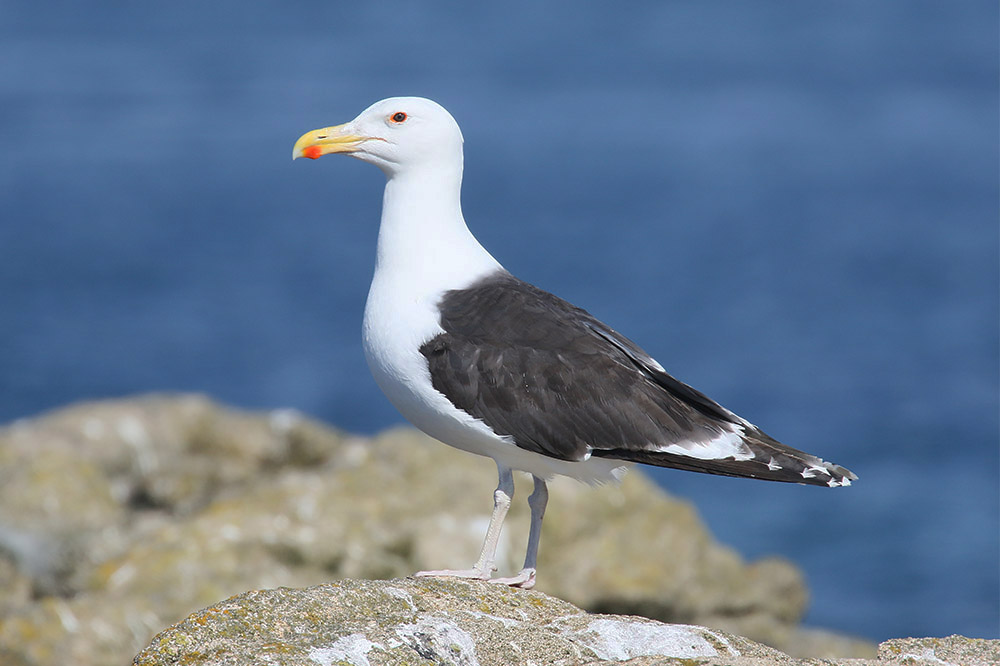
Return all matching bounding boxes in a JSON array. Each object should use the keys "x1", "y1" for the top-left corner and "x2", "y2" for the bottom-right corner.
[{"x1": 292, "y1": 97, "x2": 464, "y2": 177}]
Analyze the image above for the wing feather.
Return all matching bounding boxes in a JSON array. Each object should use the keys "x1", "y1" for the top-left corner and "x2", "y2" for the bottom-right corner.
[{"x1": 420, "y1": 272, "x2": 856, "y2": 486}]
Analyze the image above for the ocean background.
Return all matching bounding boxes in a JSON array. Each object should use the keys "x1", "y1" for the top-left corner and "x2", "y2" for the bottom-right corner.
[{"x1": 1, "y1": 0, "x2": 996, "y2": 643}]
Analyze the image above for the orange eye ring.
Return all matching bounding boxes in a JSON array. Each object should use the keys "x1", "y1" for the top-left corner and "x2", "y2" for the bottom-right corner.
[{"x1": 390, "y1": 111, "x2": 407, "y2": 123}]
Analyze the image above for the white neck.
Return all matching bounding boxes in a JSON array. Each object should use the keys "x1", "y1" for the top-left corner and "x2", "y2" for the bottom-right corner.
[
  {"x1": 361, "y1": 159, "x2": 504, "y2": 419},
  {"x1": 373, "y1": 163, "x2": 502, "y2": 293}
]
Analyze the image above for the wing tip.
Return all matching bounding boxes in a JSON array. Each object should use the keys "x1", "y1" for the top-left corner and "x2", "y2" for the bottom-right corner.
[{"x1": 592, "y1": 445, "x2": 857, "y2": 487}]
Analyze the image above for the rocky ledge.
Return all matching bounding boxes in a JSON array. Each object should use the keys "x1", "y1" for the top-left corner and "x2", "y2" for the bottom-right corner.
[{"x1": 133, "y1": 578, "x2": 997, "y2": 666}]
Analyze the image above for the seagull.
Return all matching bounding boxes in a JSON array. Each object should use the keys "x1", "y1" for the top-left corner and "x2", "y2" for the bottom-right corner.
[{"x1": 292, "y1": 97, "x2": 856, "y2": 589}]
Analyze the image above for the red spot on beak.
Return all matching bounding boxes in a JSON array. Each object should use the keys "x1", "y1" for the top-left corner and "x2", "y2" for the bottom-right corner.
[{"x1": 302, "y1": 146, "x2": 323, "y2": 160}]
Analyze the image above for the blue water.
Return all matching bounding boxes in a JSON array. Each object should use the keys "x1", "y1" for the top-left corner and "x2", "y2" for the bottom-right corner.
[{"x1": 1, "y1": 1, "x2": 996, "y2": 642}]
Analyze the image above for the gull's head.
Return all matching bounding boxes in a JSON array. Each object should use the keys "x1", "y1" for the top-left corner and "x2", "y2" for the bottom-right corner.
[{"x1": 292, "y1": 97, "x2": 463, "y2": 177}]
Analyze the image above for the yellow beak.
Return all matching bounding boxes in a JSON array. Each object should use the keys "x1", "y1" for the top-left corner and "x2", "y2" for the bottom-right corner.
[{"x1": 292, "y1": 123, "x2": 367, "y2": 160}]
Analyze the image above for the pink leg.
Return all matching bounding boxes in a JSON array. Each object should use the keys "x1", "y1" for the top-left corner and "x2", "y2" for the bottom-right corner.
[{"x1": 416, "y1": 465, "x2": 514, "y2": 581}]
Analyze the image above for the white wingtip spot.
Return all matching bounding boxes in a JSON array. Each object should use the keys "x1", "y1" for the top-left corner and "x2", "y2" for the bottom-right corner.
[
  {"x1": 657, "y1": 428, "x2": 754, "y2": 462},
  {"x1": 801, "y1": 463, "x2": 830, "y2": 479},
  {"x1": 766, "y1": 457, "x2": 782, "y2": 471}
]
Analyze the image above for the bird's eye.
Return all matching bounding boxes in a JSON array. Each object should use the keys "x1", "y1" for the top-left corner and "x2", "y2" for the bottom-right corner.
[{"x1": 390, "y1": 112, "x2": 407, "y2": 123}]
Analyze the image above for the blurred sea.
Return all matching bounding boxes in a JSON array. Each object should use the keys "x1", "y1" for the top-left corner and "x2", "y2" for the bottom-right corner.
[{"x1": 0, "y1": 1, "x2": 997, "y2": 643}]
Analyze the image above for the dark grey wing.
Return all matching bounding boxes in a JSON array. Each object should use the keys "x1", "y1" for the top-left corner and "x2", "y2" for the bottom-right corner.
[{"x1": 421, "y1": 272, "x2": 856, "y2": 487}]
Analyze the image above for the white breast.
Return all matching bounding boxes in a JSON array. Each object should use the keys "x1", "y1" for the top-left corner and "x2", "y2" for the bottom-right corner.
[{"x1": 361, "y1": 248, "x2": 511, "y2": 457}]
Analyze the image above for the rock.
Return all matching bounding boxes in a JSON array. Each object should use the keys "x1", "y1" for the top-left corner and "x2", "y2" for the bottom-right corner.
[
  {"x1": 0, "y1": 395, "x2": 875, "y2": 665},
  {"x1": 133, "y1": 577, "x2": 789, "y2": 666},
  {"x1": 878, "y1": 636, "x2": 1000, "y2": 666},
  {"x1": 0, "y1": 394, "x2": 344, "y2": 666},
  {"x1": 132, "y1": 578, "x2": 1000, "y2": 666}
]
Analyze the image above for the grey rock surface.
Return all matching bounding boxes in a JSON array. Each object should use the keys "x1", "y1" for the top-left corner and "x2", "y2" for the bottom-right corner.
[
  {"x1": 132, "y1": 578, "x2": 999, "y2": 666},
  {"x1": 131, "y1": 577, "x2": 793, "y2": 666},
  {"x1": 0, "y1": 395, "x2": 877, "y2": 665}
]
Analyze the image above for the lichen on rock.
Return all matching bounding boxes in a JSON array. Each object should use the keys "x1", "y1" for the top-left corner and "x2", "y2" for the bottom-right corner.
[
  {"x1": 133, "y1": 579, "x2": 1000, "y2": 666},
  {"x1": 132, "y1": 578, "x2": 788, "y2": 666}
]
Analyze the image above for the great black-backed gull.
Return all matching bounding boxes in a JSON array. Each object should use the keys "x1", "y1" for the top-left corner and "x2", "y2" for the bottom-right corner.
[{"x1": 292, "y1": 97, "x2": 856, "y2": 589}]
